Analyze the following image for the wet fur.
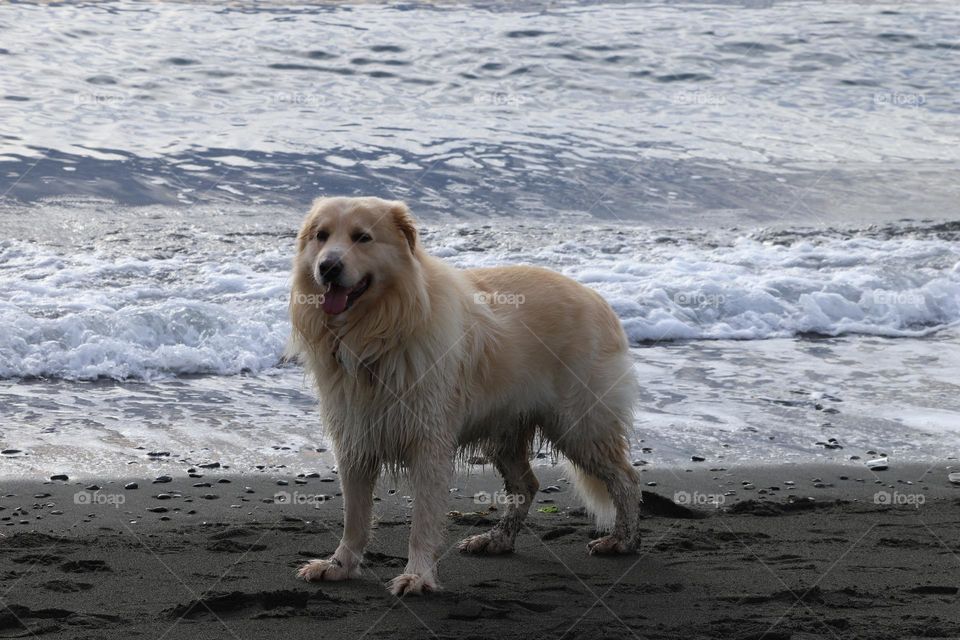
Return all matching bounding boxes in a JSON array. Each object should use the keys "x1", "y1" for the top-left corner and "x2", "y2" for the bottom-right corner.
[{"x1": 289, "y1": 197, "x2": 642, "y2": 595}]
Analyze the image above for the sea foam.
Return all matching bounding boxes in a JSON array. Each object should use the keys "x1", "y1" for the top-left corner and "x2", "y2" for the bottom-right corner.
[{"x1": 1, "y1": 226, "x2": 957, "y2": 380}]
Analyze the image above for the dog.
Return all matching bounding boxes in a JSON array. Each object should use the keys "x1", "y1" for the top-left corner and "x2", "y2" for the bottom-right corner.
[{"x1": 288, "y1": 196, "x2": 641, "y2": 595}]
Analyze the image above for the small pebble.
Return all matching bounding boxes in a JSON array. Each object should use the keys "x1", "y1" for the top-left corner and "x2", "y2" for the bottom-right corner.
[
  {"x1": 124, "y1": 482, "x2": 139, "y2": 490},
  {"x1": 50, "y1": 474, "x2": 69, "y2": 481},
  {"x1": 153, "y1": 476, "x2": 172, "y2": 484}
]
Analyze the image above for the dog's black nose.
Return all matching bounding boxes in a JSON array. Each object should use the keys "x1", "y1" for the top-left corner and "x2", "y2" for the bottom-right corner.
[{"x1": 318, "y1": 258, "x2": 343, "y2": 283}]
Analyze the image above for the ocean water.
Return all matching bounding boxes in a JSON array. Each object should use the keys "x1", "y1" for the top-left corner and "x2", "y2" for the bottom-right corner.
[{"x1": 0, "y1": 0, "x2": 958, "y2": 477}]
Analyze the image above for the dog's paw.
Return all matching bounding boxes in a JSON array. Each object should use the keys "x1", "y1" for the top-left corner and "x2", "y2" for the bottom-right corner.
[
  {"x1": 587, "y1": 535, "x2": 638, "y2": 555},
  {"x1": 297, "y1": 558, "x2": 354, "y2": 582},
  {"x1": 457, "y1": 531, "x2": 514, "y2": 555},
  {"x1": 387, "y1": 572, "x2": 438, "y2": 596}
]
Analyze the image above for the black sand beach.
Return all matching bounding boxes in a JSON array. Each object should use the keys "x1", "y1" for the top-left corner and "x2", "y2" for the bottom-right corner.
[{"x1": 2, "y1": 462, "x2": 958, "y2": 639}]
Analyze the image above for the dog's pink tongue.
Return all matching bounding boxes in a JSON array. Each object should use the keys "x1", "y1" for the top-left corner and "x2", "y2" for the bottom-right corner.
[{"x1": 322, "y1": 286, "x2": 349, "y2": 315}]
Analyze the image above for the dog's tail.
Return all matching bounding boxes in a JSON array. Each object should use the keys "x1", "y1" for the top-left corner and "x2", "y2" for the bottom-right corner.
[{"x1": 565, "y1": 461, "x2": 617, "y2": 532}]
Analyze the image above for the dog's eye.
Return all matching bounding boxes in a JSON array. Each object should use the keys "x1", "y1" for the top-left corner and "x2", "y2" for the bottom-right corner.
[
  {"x1": 352, "y1": 232, "x2": 373, "y2": 244},
  {"x1": 316, "y1": 230, "x2": 329, "y2": 242}
]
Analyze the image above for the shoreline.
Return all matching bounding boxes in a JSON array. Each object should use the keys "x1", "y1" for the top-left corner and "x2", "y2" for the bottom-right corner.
[{"x1": 2, "y1": 463, "x2": 958, "y2": 639}]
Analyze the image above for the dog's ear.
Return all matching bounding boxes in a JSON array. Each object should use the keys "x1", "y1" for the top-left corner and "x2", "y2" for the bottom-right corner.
[
  {"x1": 296, "y1": 197, "x2": 328, "y2": 251},
  {"x1": 390, "y1": 201, "x2": 417, "y2": 253}
]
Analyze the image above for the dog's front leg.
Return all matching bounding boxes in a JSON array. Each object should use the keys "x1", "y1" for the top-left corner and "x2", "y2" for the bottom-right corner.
[
  {"x1": 298, "y1": 460, "x2": 377, "y2": 583},
  {"x1": 388, "y1": 447, "x2": 454, "y2": 596}
]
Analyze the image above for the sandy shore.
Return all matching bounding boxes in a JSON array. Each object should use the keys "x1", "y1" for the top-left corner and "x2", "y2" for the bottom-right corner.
[{"x1": 1, "y1": 462, "x2": 958, "y2": 639}]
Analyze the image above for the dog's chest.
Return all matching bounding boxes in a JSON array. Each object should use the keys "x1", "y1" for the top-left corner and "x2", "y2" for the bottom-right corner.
[{"x1": 322, "y1": 358, "x2": 459, "y2": 463}]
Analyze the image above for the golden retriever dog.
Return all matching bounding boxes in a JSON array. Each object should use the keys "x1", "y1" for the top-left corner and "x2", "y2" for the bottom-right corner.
[{"x1": 288, "y1": 196, "x2": 640, "y2": 595}]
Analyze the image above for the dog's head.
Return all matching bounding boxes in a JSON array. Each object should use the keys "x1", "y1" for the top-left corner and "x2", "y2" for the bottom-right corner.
[{"x1": 293, "y1": 196, "x2": 419, "y2": 317}]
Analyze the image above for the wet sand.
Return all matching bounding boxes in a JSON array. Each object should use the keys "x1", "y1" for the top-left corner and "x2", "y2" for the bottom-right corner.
[{"x1": 1, "y1": 462, "x2": 958, "y2": 639}]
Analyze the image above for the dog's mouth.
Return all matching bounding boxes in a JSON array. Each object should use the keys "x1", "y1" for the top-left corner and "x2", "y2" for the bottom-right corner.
[{"x1": 322, "y1": 275, "x2": 371, "y2": 316}]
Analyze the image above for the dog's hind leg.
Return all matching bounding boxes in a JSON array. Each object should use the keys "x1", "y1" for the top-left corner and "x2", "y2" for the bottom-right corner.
[
  {"x1": 557, "y1": 424, "x2": 642, "y2": 555},
  {"x1": 298, "y1": 460, "x2": 377, "y2": 582},
  {"x1": 583, "y1": 455, "x2": 642, "y2": 555},
  {"x1": 458, "y1": 433, "x2": 538, "y2": 555}
]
